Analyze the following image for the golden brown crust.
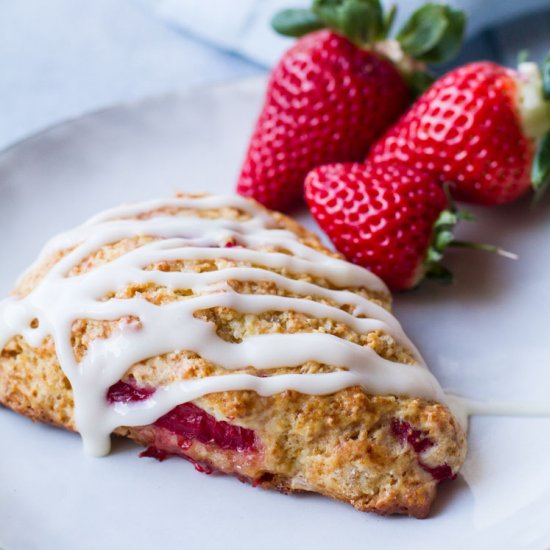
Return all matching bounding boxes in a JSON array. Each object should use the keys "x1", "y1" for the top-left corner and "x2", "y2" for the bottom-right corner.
[{"x1": 0, "y1": 195, "x2": 466, "y2": 518}]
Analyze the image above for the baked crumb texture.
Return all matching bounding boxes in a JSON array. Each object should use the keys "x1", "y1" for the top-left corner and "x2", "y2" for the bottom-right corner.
[{"x1": 0, "y1": 195, "x2": 466, "y2": 518}]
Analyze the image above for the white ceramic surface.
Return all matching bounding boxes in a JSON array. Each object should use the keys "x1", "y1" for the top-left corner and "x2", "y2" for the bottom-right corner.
[{"x1": 0, "y1": 77, "x2": 549, "y2": 550}]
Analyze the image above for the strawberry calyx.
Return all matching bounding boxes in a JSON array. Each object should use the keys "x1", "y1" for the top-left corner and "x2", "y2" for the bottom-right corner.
[
  {"x1": 532, "y1": 131, "x2": 550, "y2": 201},
  {"x1": 272, "y1": 1, "x2": 392, "y2": 44},
  {"x1": 530, "y1": 53, "x2": 550, "y2": 201},
  {"x1": 513, "y1": 53, "x2": 550, "y2": 201},
  {"x1": 516, "y1": 60, "x2": 550, "y2": 140},
  {"x1": 543, "y1": 51, "x2": 550, "y2": 101},
  {"x1": 395, "y1": 3, "x2": 465, "y2": 65},
  {"x1": 423, "y1": 209, "x2": 465, "y2": 285},
  {"x1": 272, "y1": 1, "x2": 466, "y2": 93},
  {"x1": 423, "y1": 197, "x2": 517, "y2": 286}
]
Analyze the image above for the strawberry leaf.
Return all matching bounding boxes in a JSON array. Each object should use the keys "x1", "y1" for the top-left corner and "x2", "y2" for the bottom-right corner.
[
  {"x1": 422, "y1": 7, "x2": 465, "y2": 64},
  {"x1": 531, "y1": 130, "x2": 550, "y2": 200},
  {"x1": 383, "y1": 4, "x2": 397, "y2": 36},
  {"x1": 456, "y1": 210, "x2": 475, "y2": 221},
  {"x1": 542, "y1": 52, "x2": 550, "y2": 101},
  {"x1": 312, "y1": 0, "x2": 343, "y2": 30},
  {"x1": 340, "y1": 1, "x2": 385, "y2": 44},
  {"x1": 312, "y1": 0, "x2": 387, "y2": 45},
  {"x1": 397, "y1": 4, "x2": 466, "y2": 64},
  {"x1": 396, "y1": 4, "x2": 448, "y2": 59},
  {"x1": 425, "y1": 264, "x2": 453, "y2": 284},
  {"x1": 423, "y1": 208, "x2": 458, "y2": 280},
  {"x1": 434, "y1": 229, "x2": 454, "y2": 250},
  {"x1": 272, "y1": 9, "x2": 326, "y2": 37},
  {"x1": 433, "y1": 209, "x2": 458, "y2": 229}
]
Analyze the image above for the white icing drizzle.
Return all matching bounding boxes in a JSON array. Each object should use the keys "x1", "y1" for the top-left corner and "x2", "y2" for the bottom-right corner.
[
  {"x1": 446, "y1": 394, "x2": 550, "y2": 430},
  {"x1": 0, "y1": 195, "x2": 447, "y2": 457}
]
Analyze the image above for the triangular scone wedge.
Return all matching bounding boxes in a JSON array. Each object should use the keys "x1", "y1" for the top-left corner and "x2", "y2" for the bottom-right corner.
[{"x1": 0, "y1": 194, "x2": 466, "y2": 518}]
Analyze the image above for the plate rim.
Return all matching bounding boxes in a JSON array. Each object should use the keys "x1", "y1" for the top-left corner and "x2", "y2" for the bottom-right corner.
[{"x1": 0, "y1": 74, "x2": 267, "y2": 161}]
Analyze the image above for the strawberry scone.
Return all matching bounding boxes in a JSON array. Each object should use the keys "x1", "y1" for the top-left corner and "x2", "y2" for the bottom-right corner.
[{"x1": 0, "y1": 194, "x2": 466, "y2": 518}]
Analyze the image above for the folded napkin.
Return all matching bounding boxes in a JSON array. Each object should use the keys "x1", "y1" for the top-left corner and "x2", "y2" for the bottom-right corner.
[{"x1": 138, "y1": 0, "x2": 550, "y2": 66}]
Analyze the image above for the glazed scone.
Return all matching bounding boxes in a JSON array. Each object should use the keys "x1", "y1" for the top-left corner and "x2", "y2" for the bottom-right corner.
[{"x1": 0, "y1": 194, "x2": 466, "y2": 518}]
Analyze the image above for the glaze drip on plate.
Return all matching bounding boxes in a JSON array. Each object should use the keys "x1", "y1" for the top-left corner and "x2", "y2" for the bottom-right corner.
[{"x1": 0, "y1": 195, "x2": 447, "y2": 456}]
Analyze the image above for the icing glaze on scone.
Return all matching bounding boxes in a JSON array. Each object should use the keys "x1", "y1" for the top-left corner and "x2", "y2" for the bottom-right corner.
[{"x1": 0, "y1": 195, "x2": 446, "y2": 456}]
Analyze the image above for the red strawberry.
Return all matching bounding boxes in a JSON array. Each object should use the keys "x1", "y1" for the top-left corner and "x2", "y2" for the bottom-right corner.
[
  {"x1": 369, "y1": 59, "x2": 550, "y2": 205},
  {"x1": 305, "y1": 161, "x2": 514, "y2": 290},
  {"x1": 237, "y1": 31, "x2": 409, "y2": 212},
  {"x1": 237, "y1": 1, "x2": 466, "y2": 211}
]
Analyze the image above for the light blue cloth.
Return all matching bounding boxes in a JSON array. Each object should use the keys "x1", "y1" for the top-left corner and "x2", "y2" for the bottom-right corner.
[
  {"x1": 139, "y1": 0, "x2": 550, "y2": 66},
  {"x1": 1, "y1": 0, "x2": 549, "y2": 151}
]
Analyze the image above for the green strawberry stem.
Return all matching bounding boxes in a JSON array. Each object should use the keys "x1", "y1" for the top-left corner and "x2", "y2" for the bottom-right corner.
[
  {"x1": 449, "y1": 240, "x2": 518, "y2": 260},
  {"x1": 272, "y1": 1, "x2": 466, "y2": 75}
]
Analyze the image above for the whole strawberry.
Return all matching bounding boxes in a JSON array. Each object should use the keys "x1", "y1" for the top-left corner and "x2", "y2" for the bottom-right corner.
[
  {"x1": 237, "y1": 1, "x2": 466, "y2": 211},
  {"x1": 369, "y1": 58, "x2": 550, "y2": 205},
  {"x1": 305, "y1": 161, "x2": 512, "y2": 290}
]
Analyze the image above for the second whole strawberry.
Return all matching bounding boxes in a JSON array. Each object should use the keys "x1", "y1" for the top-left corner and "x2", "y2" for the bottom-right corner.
[
  {"x1": 305, "y1": 161, "x2": 511, "y2": 291},
  {"x1": 369, "y1": 57, "x2": 550, "y2": 205}
]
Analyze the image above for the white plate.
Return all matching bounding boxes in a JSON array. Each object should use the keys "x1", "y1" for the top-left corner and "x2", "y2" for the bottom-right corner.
[{"x1": 1, "y1": 78, "x2": 549, "y2": 550}]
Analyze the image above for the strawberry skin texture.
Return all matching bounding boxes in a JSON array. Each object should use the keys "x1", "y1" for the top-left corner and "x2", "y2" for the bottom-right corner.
[
  {"x1": 237, "y1": 30, "x2": 410, "y2": 212},
  {"x1": 369, "y1": 62, "x2": 535, "y2": 205},
  {"x1": 305, "y1": 162, "x2": 447, "y2": 290}
]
